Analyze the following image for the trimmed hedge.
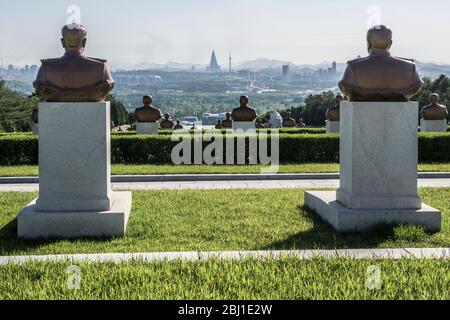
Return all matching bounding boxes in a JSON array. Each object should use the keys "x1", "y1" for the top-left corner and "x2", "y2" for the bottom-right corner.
[{"x1": 0, "y1": 132, "x2": 449, "y2": 165}]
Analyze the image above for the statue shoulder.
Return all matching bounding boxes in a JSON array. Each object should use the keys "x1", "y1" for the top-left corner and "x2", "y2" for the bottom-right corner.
[
  {"x1": 86, "y1": 57, "x2": 108, "y2": 64},
  {"x1": 40, "y1": 58, "x2": 59, "y2": 65},
  {"x1": 346, "y1": 57, "x2": 364, "y2": 65},
  {"x1": 394, "y1": 56, "x2": 416, "y2": 65}
]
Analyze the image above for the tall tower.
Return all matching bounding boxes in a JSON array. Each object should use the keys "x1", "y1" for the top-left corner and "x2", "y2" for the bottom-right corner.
[
  {"x1": 229, "y1": 51, "x2": 232, "y2": 73},
  {"x1": 209, "y1": 50, "x2": 220, "y2": 73}
]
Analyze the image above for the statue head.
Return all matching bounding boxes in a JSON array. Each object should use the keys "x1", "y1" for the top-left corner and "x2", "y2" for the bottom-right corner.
[
  {"x1": 367, "y1": 25, "x2": 392, "y2": 53},
  {"x1": 430, "y1": 93, "x2": 439, "y2": 104},
  {"x1": 143, "y1": 95, "x2": 153, "y2": 106},
  {"x1": 335, "y1": 94, "x2": 344, "y2": 105},
  {"x1": 164, "y1": 113, "x2": 170, "y2": 120},
  {"x1": 61, "y1": 24, "x2": 87, "y2": 52},
  {"x1": 240, "y1": 95, "x2": 249, "y2": 106},
  {"x1": 226, "y1": 112, "x2": 231, "y2": 119},
  {"x1": 299, "y1": 118, "x2": 304, "y2": 123}
]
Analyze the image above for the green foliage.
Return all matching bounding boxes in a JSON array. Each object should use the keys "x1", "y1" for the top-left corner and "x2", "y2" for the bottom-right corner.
[
  {"x1": 1, "y1": 132, "x2": 449, "y2": 165},
  {"x1": 1, "y1": 258, "x2": 450, "y2": 299},
  {"x1": 268, "y1": 91, "x2": 335, "y2": 127},
  {"x1": 106, "y1": 94, "x2": 131, "y2": 126},
  {"x1": 0, "y1": 188, "x2": 449, "y2": 257},
  {"x1": 300, "y1": 91, "x2": 335, "y2": 126},
  {"x1": 418, "y1": 133, "x2": 450, "y2": 162},
  {"x1": 0, "y1": 78, "x2": 38, "y2": 132},
  {"x1": 393, "y1": 225, "x2": 426, "y2": 242},
  {"x1": 0, "y1": 135, "x2": 38, "y2": 165}
]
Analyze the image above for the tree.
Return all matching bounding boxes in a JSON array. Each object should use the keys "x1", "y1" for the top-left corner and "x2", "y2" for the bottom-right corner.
[
  {"x1": 106, "y1": 94, "x2": 130, "y2": 126},
  {"x1": 0, "y1": 78, "x2": 38, "y2": 132}
]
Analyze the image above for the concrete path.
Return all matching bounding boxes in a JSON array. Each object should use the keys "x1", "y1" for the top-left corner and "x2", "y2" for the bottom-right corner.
[
  {"x1": 0, "y1": 178, "x2": 449, "y2": 192},
  {"x1": 0, "y1": 248, "x2": 449, "y2": 265}
]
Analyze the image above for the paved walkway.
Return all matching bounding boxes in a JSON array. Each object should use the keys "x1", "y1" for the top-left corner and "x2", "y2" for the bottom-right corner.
[
  {"x1": 0, "y1": 178, "x2": 449, "y2": 192},
  {"x1": 0, "y1": 248, "x2": 449, "y2": 265}
]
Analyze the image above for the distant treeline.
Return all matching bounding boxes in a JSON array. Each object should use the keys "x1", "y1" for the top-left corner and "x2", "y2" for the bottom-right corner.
[
  {"x1": 1, "y1": 75, "x2": 450, "y2": 132},
  {"x1": 272, "y1": 74, "x2": 450, "y2": 127}
]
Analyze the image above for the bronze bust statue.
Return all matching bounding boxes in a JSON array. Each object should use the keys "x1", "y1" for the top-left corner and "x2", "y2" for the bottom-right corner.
[
  {"x1": 256, "y1": 121, "x2": 266, "y2": 129},
  {"x1": 282, "y1": 111, "x2": 296, "y2": 127},
  {"x1": 173, "y1": 120, "x2": 184, "y2": 130},
  {"x1": 339, "y1": 25, "x2": 423, "y2": 102},
  {"x1": 34, "y1": 24, "x2": 115, "y2": 102},
  {"x1": 134, "y1": 96, "x2": 162, "y2": 122},
  {"x1": 420, "y1": 94, "x2": 449, "y2": 121},
  {"x1": 326, "y1": 94, "x2": 344, "y2": 121},
  {"x1": 215, "y1": 120, "x2": 223, "y2": 129},
  {"x1": 231, "y1": 96, "x2": 257, "y2": 122},
  {"x1": 297, "y1": 119, "x2": 306, "y2": 128},
  {"x1": 160, "y1": 113, "x2": 174, "y2": 129},
  {"x1": 5, "y1": 121, "x2": 16, "y2": 133},
  {"x1": 222, "y1": 112, "x2": 233, "y2": 128}
]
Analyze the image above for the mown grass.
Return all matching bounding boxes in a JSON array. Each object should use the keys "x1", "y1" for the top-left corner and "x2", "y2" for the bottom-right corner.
[
  {"x1": 0, "y1": 258, "x2": 448, "y2": 300},
  {"x1": 0, "y1": 188, "x2": 448, "y2": 256},
  {"x1": 0, "y1": 163, "x2": 450, "y2": 177}
]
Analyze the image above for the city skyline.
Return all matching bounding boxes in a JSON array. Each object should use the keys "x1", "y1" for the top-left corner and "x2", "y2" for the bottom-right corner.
[{"x1": 2, "y1": 0, "x2": 450, "y2": 69}]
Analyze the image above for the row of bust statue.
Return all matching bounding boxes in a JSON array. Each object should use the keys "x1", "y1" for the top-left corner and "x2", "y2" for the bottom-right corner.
[
  {"x1": 31, "y1": 23, "x2": 448, "y2": 124},
  {"x1": 326, "y1": 92, "x2": 448, "y2": 122},
  {"x1": 134, "y1": 95, "x2": 183, "y2": 129}
]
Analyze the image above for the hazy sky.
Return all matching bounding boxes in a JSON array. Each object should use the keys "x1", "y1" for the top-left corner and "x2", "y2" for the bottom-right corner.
[{"x1": 1, "y1": 0, "x2": 450, "y2": 69}]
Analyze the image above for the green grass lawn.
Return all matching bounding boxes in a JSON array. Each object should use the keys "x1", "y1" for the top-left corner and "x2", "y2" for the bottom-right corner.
[
  {"x1": 0, "y1": 258, "x2": 448, "y2": 299},
  {"x1": 0, "y1": 188, "x2": 449, "y2": 256},
  {"x1": 1, "y1": 163, "x2": 450, "y2": 177}
]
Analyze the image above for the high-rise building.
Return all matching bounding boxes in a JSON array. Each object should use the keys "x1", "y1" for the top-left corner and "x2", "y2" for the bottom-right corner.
[
  {"x1": 282, "y1": 65, "x2": 290, "y2": 76},
  {"x1": 209, "y1": 50, "x2": 220, "y2": 73},
  {"x1": 229, "y1": 52, "x2": 232, "y2": 73}
]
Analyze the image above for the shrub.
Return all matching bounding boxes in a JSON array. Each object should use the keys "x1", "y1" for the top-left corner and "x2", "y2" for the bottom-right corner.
[{"x1": 0, "y1": 132, "x2": 449, "y2": 165}]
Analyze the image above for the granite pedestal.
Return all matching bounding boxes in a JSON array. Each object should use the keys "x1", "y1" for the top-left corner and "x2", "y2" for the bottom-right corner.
[
  {"x1": 32, "y1": 123, "x2": 38, "y2": 135},
  {"x1": 420, "y1": 119, "x2": 448, "y2": 133},
  {"x1": 326, "y1": 120, "x2": 340, "y2": 134},
  {"x1": 233, "y1": 121, "x2": 256, "y2": 133},
  {"x1": 305, "y1": 102, "x2": 441, "y2": 232},
  {"x1": 17, "y1": 102, "x2": 132, "y2": 239},
  {"x1": 136, "y1": 122, "x2": 158, "y2": 135}
]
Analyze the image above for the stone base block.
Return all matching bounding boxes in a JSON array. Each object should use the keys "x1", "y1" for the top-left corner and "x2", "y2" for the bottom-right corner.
[
  {"x1": 326, "y1": 121, "x2": 340, "y2": 134},
  {"x1": 304, "y1": 191, "x2": 441, "y2": 233},
  {"x1": 420, "y1": 119, "x2": 448, "y2": 133},
  {"x1": 136, "y1": 122, "x2": 158, "y2": 135},
  {"x1": 17, "y1": 192, "x2": 132, "y2": 239},
  {"x1": 37, "y1": 102, "x2": 112, "y2": 212},
  {"x1": 32, "y1": 123, "x2": 38, "y2": 135},
  {"x1": 233, "y1": 122, "x2": 256, "y2": 133}
]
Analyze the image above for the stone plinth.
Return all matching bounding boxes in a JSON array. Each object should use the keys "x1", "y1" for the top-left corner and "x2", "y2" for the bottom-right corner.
[
  {"x1": 305, "y1": 191, "x2": 441, "y2": 232},
  {"x1": 420, "y1": 119, "x2": 447, "y2": 133},
  {"x1": 233, "y1": 121, "x2": 256, "y2": 133},
  {"x1": 136, "y1": 122, "x2": 158, "y2": 135},
  {"x1": 32, "y1": 123, "x2": 38, "y2": 135},
  {"x1": 18, "y1": 192, "x2": 131, "y2": 238},
  {"x1": 18, "y1": 102, "x2": 132, "y2": 239},
  {"x1": 337, "y1": 102, "x2": 421, "y2": 210},
  {"x1": 305, "y1": 102, "x2": 441, "y2": 233},
  {"x1": 326, "y1": 120, "x2": 340, "y2": 134}
]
